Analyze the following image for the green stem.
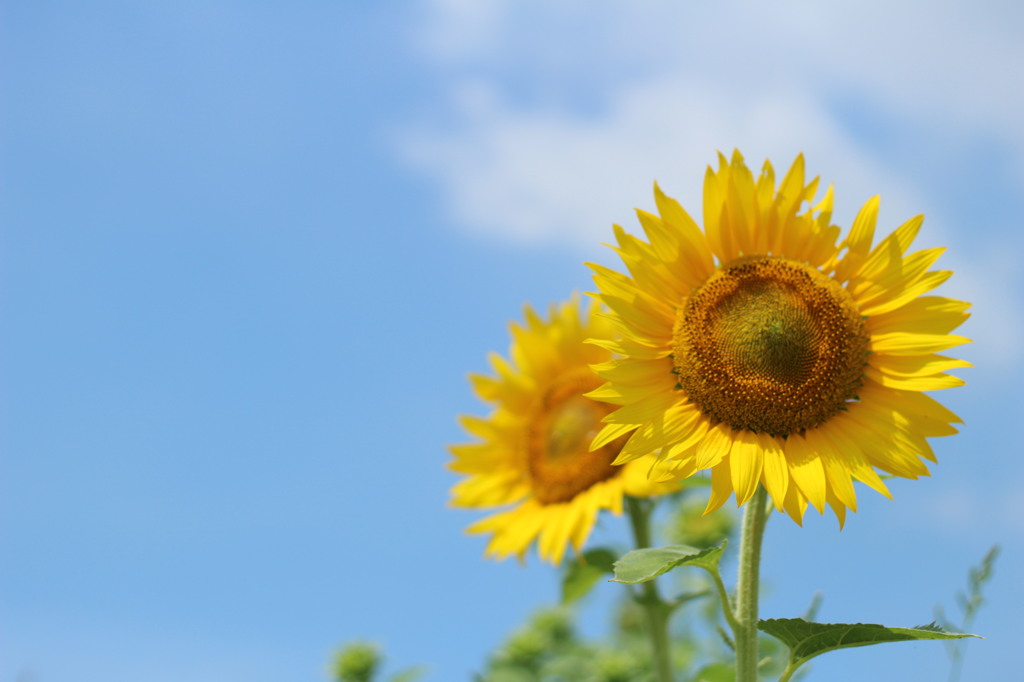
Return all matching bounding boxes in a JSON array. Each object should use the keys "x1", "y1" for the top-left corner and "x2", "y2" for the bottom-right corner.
[
  {"x1": 710, "y1": 566, "x2": 741, "y2": 635},
  {"x1": 626, "y1": 496, "x2": 674, "y2": 682},
  {"x1": 777, "y1": 662, "x2": 799, "y2": 682},
  {"x1": 734, "y1": 486, "x2": 769, "y2": 682}
]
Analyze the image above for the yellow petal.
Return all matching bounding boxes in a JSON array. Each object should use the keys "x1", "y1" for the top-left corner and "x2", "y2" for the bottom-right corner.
[
  {"x1": 729, "y1": 430, "x2": 764, "y2": 506},
  {"x1": 592, "y1": 421, "x2": 639, "y2": 452},
  {"x1": 776, "y1": 154, "x2": 807, "y2": 216},
  {"x1": 825, "y1": 489, "x2": 848, "y2": 529},
  {"x1": 858, "y1": 270, "x2": 953, "y2": 317},
  {"x1": 758, "y1": 433, "x2": 789, "y2": 511},
  {"x1": 704, "y1": 165, "x2": 735, "y2": 262},
  {"x1": 653, "y1": 182, "x2": 715, "y2": 278},
  {"x1": 870, "y1": 353, "x2": 972, "y2": 378},
  {"x1": 833, "y1": 195, "x2": 880, "y2": 282},
  {"x1": 866, "y1": 295, "x2": 970, "y2": 336},
  {"x1": 812, "y1": 429, "x2": 857, "y2": 512},
  {"x1": 865, "y1": 365, "x2": 966, "y2": 391},
  {"x1": 858, "y1": 381, "x2": 963, "y2": 431},
  {"x1": 784, "y1": 433, "x2": 827, "y2": 514},
  {"x1": 870, "y1": 332, "x2": 971, "y2": 356},
  {"x1": 704, "y1": 455, "x2": 734, "y2": 514},
  {"x1": 818, "y1": 420, "x2": 891, "y2": 499},
  {"x1": 695, "y1": 422, "x2": 734, "y2": 470},
  {"x1": 617, "y1": 402, "x2": 704, "y2": 462},
  {"x1": 781, "y1": 474, "x2": 808, "y2": 525},
  {"x1": 851, "y1": 214, "x2": 924, "y2": 283}
]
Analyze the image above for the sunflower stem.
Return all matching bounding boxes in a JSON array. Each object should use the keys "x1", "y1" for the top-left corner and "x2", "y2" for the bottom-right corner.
[
  {"x1": 625, "y1": 496, "x2": 674, "y2": 682},
  {"x1": 734, "y1": 485, "x2": 769, "y2": 682}
]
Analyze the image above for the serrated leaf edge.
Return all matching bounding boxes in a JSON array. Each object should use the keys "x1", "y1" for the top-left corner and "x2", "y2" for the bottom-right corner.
[{"x1": 759, "y1": 617, "x2": 979, "y2": 670}]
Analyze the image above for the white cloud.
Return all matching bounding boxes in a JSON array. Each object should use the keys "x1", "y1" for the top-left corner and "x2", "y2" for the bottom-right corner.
[
  {"x1": 412, "y1": 0, "x2": 510, "y2": 60},
  {"x1": 397, "y1": 0, "x2": 1024, "y2": 364},
  {"x1": 402, "y1": 0, "x2": 1024, "y2": 241},
  {"x1": 400, "y1": 75, "x2": 926, "y2": 250}
]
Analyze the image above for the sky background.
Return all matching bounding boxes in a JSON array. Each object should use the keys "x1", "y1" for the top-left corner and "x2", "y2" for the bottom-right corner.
[{"x1": 2, "y1": 1, "x2": 1023, "y2": 681}]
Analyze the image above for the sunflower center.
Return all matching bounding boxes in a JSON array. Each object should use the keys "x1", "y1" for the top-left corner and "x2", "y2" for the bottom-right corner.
[
  {"x1": 526, "y1": 371, "x2": 625, "y2": 505},
  {"x1": 672, "y1": 256, "x2": 869, "y2": 437}
]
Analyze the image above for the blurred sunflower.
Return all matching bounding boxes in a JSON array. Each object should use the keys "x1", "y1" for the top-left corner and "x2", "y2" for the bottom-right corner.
[
  {"x1": 589, "y1": 151, "x2": 969, "y2": 525},
  {"x1": 450, "y1": 296, "x2": 676, "y2": 564}
]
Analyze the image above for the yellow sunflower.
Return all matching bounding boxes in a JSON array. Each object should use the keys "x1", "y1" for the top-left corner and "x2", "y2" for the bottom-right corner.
[
  {"x1": 588, "y1": 151, "x2": 969, "y2": 526},
  {"x1": 450, "y1": 296, "x2": 677, "y2": 564}
]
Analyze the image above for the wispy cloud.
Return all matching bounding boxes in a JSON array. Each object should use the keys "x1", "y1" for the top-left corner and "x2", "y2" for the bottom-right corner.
[
  {"x1": 397, "y1": 0, "x2": 1024, "y2": 367},
  {"x1": 399, "y1": 75, "x2": 924, "y2": 248},
  {"x1": 402, "y1": 1, "x2": 1023, "y2": 240}
]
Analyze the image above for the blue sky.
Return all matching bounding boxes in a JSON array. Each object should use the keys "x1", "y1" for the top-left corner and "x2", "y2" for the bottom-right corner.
[{"x1": 2, "y1": 1, "x2": 1023, "y2": 680}]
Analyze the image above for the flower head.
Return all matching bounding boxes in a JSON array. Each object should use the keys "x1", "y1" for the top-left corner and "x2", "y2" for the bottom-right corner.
[
  {"x1": 450, "y1": 296, "x2": 676, "y2": 564},
  {"x1": 589, "y1": 151, "x2": 969, "y2": 525}
]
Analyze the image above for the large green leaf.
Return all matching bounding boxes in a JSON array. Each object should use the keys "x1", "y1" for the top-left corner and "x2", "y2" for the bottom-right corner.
[
  {"x1": 759, "y1": 618, "x2": 977, "y2": 670},
  {"x1": 611, "y1": 541, "x2": 726, "y2": 585},
  {"x1": 561, "y1": 548, "x2": 617, "y2": 604}
]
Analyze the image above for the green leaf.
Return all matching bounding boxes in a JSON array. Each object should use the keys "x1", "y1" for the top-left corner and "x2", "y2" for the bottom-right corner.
[
  {"x1": 692, "y1": 662, "x2": 734, "y2": 682},
  {"x1": 561, "y1": 548, "x2": 617, "y2": 604},
  {"x1": 611, "y1": 541, "x2": 726, "y2": 585},
  {"x1": 759, "y1": 618, "x2": 978, "y2": 671}
]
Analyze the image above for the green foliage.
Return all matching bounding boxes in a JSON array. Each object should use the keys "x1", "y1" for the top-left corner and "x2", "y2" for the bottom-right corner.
[
  {"x1": 479, "y1": 603, "x2": 706, "y2": 682},
  {"x1": 490, "y1": 608, "x2": 576, "y2": 671},
  {"x1": 474, "y1": 600, "x2": 797, "y2": 682},
  {"x1": 331, "y1": 641, "x2": 424, "y2": 682},
  {"x1": 332, "y1": 487, "x2": 1000, "y2": 681},
  {"x1": 935, "y1": 544, "x2": 1000, "y2": 682},
  {"x1": 759, "y1": 618, "x2": 977, "y2": 678},
  {"x1": 667, "y1": 497, "x2": 735, "y2": 549},
  {"x1": 482, "y1": 606, "x2": 658, "y2": 681},
  {"x1": 690, "y1": 662, "x2": 734, "y2": 682},
  {"x1": 333, "y1": 642, "x2": 381, "y2": 682},
  {"x1": 480, "y1": 491, "x2": 740, "y2": 682},
  {"x1": 611, "y1": 542, "x2": 726, "y2": 585},
  {"x1": 561, "y1": 548, "x2": 618, "y2": 604},
  {"x1": 332, "y1": 489, "x2": 741, "y2": 682}
]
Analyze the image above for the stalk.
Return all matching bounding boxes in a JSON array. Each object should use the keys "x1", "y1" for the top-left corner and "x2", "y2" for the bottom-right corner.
[
  {"x1": 626, "y1": 496, "x2": 674, "y2": 682},
  {"x1": 734, "y1": 486, "x2": 769, "y2": 682}
]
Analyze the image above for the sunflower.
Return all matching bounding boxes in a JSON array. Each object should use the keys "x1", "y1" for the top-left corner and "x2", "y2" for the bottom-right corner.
[
  {"x1": 588, "y1": 151, "x2": 969, "y2": 525},
  {"x1": 450, "y1": 296, "x2": 677, "y2": 564}
]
